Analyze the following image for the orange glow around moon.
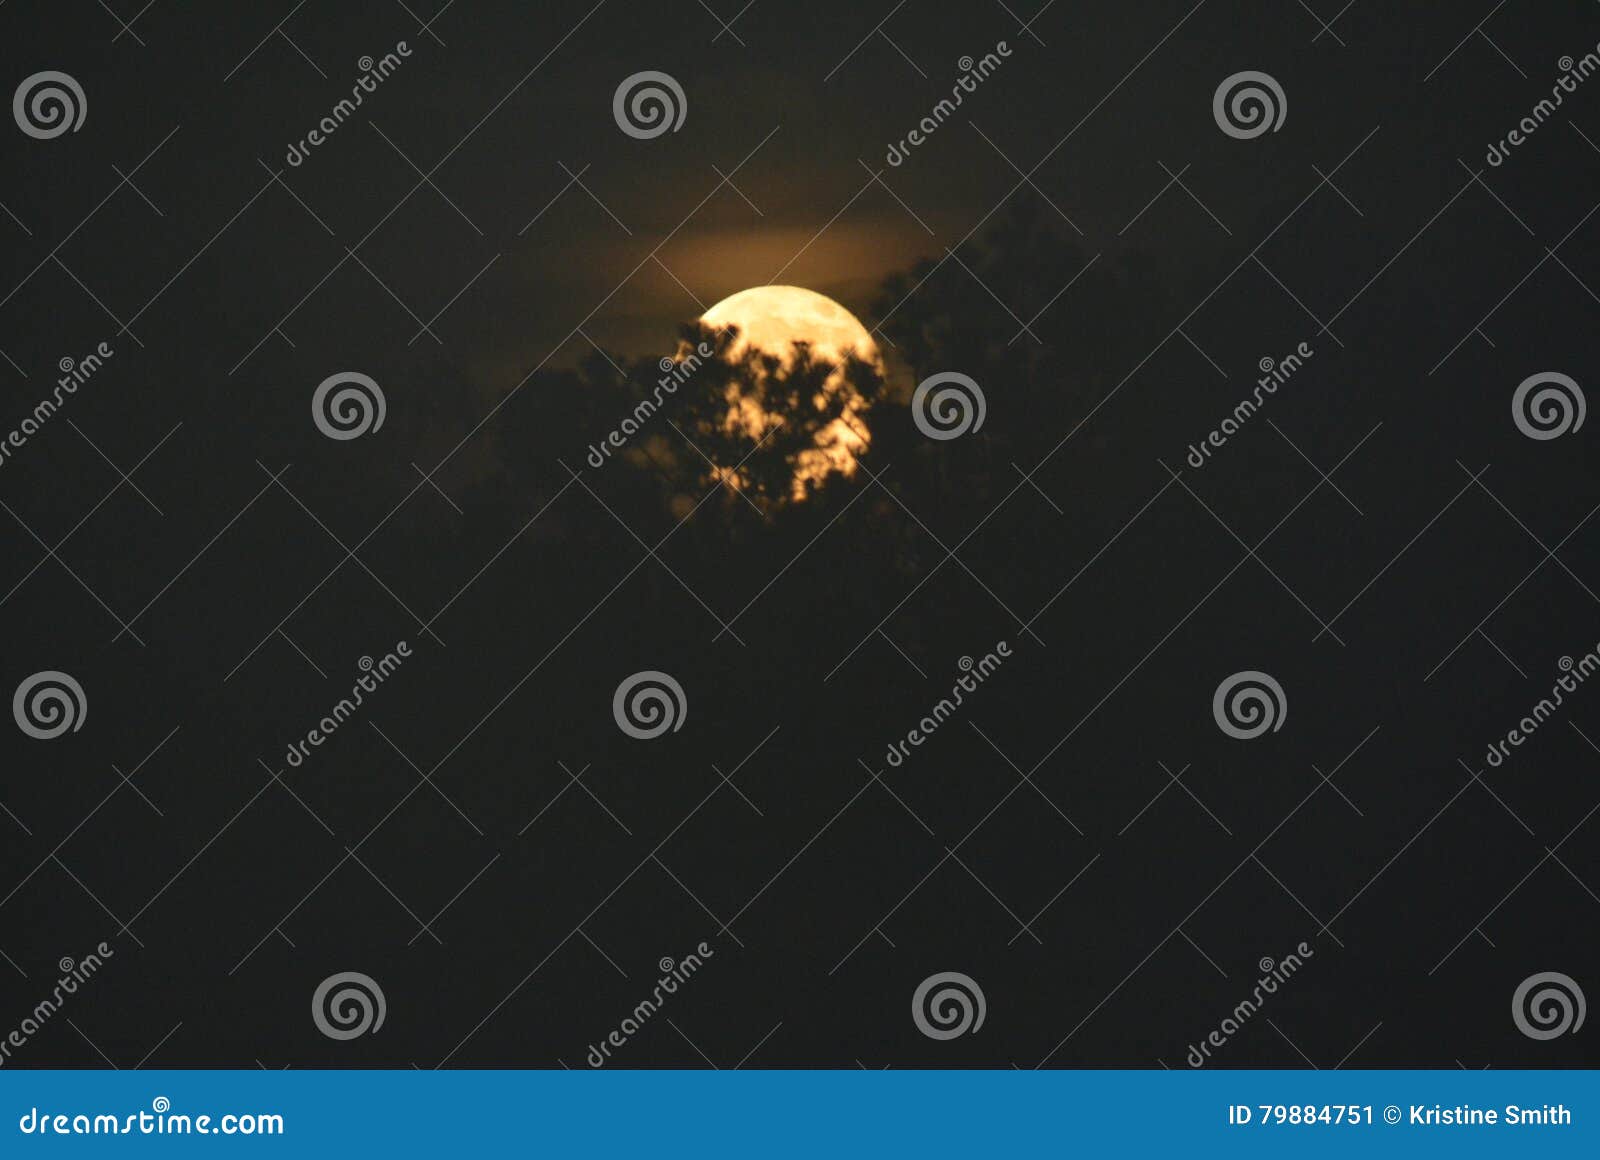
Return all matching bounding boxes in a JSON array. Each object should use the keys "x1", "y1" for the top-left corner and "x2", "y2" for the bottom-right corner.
[{"x1": 699, "y1": 286, "x2": 881, "y2": 499}]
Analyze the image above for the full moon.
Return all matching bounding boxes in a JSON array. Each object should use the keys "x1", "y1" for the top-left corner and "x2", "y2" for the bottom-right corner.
[
  {"x1": 699, "y1": 286, "x2": 881, "y2": 499},
  {"x1": 701, "y1": 285, "x2": 882, "y2": 370}
]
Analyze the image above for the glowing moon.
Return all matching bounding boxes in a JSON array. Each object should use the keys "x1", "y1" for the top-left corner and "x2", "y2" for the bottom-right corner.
[
  {"x1": 701, "y1": 285, "x2": 882, "y2": 370},
  {"x1": 699, "y1": 286, "x2": 880, "y2": 500}
]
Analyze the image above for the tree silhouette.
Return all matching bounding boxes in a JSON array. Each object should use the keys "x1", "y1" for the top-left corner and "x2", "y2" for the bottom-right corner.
[
  {"x1": 490, "y1": 194, "x2": 1166, "y2": 542},
  {"x1": 643, "y1": 321, "x2": 890, "y2": 509}
]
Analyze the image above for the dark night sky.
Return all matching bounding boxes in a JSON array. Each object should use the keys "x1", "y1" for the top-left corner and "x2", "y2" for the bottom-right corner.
[{"x1": 0, "y1": 0, "x2": 1597, "y2": 1069}]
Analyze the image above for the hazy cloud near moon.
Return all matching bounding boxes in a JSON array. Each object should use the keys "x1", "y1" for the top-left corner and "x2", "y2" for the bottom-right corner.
[{"x1": 510, "y1": 214, "x2": 943, "y2": 363}]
